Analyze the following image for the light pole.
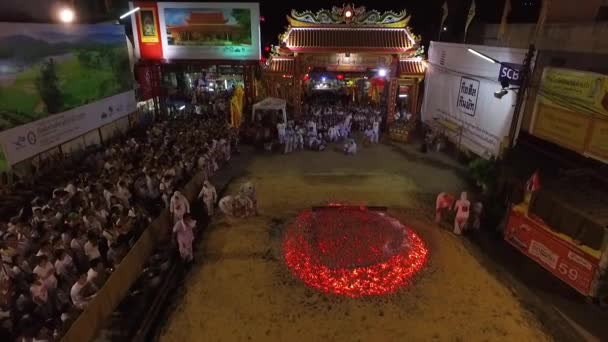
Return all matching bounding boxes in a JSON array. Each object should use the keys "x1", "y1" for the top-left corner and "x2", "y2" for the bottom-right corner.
[{"x1": 468, "y1": 44, "x2": 535, "y2": 150}]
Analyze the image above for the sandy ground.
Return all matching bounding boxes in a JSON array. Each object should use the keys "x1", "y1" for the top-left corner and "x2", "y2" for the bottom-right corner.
[{"x1": 160, "y1": 143, "x2": 552, "y2": 342}]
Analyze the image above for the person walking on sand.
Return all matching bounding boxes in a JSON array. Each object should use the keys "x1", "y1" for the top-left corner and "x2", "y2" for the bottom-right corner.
[
  {"x1": 198, "y1": 180, "x2": 218, "y2": 216},
  {"x1": 170, "y1": 190, "x2": 190, "y2": 223},
  {"x1": 173, "y1": 213, "x2": 196, "y2": 262},
  {"x1": 453, "y1": 192, "x2": 470, "y2": 235}
]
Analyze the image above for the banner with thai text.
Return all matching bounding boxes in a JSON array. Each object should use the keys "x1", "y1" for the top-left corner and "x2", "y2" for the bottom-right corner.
[
  {"x1": 532, "y1": 68, "x2": 608, "y2": 162},
  {"x1": 0, "y1": 91, "x2": 136, "y2": 165}
]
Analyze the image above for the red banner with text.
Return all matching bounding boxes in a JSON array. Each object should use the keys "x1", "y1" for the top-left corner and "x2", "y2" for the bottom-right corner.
[{"x1": 504, "y1": 210, "x2": 599, "y2": 296}]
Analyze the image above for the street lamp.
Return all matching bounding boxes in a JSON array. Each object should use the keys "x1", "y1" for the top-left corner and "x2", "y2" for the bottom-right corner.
[
  {"x1": 58, "y1": 7, "x2": 75, "y2": 23},
  {"x1": 467, "y1": 48, "x2": 500, "y2": 64},
  {"x1": 119, "y1": 7, "x2": 140, "y2": 20}
]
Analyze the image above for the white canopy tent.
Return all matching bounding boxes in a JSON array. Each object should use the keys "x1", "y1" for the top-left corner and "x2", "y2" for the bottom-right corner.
[{"x1": 252, "y1": 97, "x2": 287, "y2": 123}]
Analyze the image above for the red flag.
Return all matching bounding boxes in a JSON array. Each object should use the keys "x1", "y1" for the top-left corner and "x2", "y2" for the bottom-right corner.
[{"x1": 525, "y1": 170, "x2": 541, "y2": 192}]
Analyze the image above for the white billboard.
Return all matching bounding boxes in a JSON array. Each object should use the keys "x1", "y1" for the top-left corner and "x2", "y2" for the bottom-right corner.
[
  {"x1": 0, "y1": 90, "x2": 136, "y2": 165},
  {"x1": 421, "y1": 42, "x2": 530, "y2": 158},
  {"x1": 131, "y1": 2, "x2": 261, "y2": 61}
]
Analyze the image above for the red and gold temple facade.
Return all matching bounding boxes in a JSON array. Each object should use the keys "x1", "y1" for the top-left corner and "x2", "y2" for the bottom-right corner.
[{"x1": 262, "y1": 4, "x2": 426, "y2": 125}]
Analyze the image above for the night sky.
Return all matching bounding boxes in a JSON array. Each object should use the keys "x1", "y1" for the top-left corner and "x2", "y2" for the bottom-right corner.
[{"x1": 0, "y1": 0, "x2": 542, "y2": 49}]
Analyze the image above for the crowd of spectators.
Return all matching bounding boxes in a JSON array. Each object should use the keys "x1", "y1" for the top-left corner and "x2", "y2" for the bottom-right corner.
[{"x1": 0, "y1": 113, "x2": 237, "y2": 341}]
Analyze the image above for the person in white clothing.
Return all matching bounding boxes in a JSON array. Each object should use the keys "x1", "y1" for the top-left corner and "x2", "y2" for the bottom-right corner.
[
  {"x1": 344, "y1": 139, "x2": 357, "y2": 155},
  {"x1": 173, "y1": 213, "x2": 196, "y2": 261},
  {"x1": 453, "y1": 192, "x2": 471, "y2": 235},
  {"x1": 198, "y1": 180, "x2": 218, "y2": 216},
  {"x1": 170, "y1": 191, "x2": 190, "y2": 223},
  {"x1": 33, "y1": 255, "x2": 57, "y2": 291},
  {"x1": 84, "y1": 233, "x2": 101, "y2": 261},
  {"x1": 277, "y1": 120, "x2": 286, "y2": 144},
  {"x1": 71, "y1": 271, "x2": 96, "y2": 310},
  {"x1": 239, "y1": 181, "x2": 258, "y2": 215},
  {"x1": 372, "y1": 118, "x2": 380, "y2": 143},
  {"x1": 284, "y1": 125, "x2": 294, "y2": 154}
]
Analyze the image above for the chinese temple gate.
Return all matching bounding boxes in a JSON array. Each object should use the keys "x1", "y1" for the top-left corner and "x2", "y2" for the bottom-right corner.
[{"x1": 262, "y1": 4, "x2": 426, "y2": 126}]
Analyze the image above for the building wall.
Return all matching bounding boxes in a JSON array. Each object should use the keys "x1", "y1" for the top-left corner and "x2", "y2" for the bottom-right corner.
[
  {"x1": 520, "y1": 50, "x2": 608, "y2": 133},
  {"x1": 546, "y1": 0, "x2": 604, "y2": 22},
  {"x1": 473, "y1": 22, "x2": 608, "y2": 53}
]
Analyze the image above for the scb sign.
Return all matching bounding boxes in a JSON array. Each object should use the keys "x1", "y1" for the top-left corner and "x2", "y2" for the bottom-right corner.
[{"x1": 499, "y1": 63, "x2": 523, "y2": 86}]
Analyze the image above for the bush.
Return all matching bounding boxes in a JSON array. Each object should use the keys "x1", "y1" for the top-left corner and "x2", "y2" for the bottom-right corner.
[{"x1": 467, "y1": 157, "x2": 497, "y2": 194}]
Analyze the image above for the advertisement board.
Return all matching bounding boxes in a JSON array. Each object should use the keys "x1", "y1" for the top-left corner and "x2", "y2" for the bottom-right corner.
[
  {"x1": 130, "y1": 2, "x2": 261, "y2": 61},
  {"x1": 531, "y1": 67, "x2": 608, "y2": 162},
  {"x1": 0, "y1": 91, "x2": 136, "y2": 165},
  {"x1": 0, "y1": 22, "x2": 135, "y2": 165},
  {"x1": 505, "y1": 210, "x2": 599, "y2": 296},
  {"x1": 422, "y1": 42, "x2": 530, "y2": 158}
]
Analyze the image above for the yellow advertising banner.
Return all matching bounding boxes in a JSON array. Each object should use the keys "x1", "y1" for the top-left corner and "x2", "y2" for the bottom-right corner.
[
  {"x1": 539, "y1": 67, "x2": 608, "y2": 118},
  {"x1": 533, "y1": 68, "x2": 608, "y2": 163},
  {"x1": 534, "y1": 103, "x2": 591, "y2": 152},
  {"x1": 587, "y1": 119, "x2": 608, "y2": 161}
]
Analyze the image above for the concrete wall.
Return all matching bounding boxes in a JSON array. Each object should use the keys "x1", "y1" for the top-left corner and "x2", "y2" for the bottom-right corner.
[
  {"x1": 473, "y1": 22, "x2": 608, "y2": 54},
  {"x1": 546, "y1": 0, "x2": 604, "y2": 22}
]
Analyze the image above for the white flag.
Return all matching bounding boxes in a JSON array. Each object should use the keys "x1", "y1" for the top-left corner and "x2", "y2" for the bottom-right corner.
[
  {"x1": 464, "y1": 0, "x2": 476, "y2": 40},
  {"x1": 440, "y1": 1, "x2": 449, "y2": 30}
]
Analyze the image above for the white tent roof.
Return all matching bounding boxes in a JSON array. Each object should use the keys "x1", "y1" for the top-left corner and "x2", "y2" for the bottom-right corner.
[
  {"x1": 252, "y1": 97, "x2": 287, "y2": 122},
  {"x1": 252, "y1": 97, "x2": 286, "y2": 111}
]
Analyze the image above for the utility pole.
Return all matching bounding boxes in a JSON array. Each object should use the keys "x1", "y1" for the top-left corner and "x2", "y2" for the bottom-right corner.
[{"x1": 508, "y1": 43, "x2": 535, "y2": 150}]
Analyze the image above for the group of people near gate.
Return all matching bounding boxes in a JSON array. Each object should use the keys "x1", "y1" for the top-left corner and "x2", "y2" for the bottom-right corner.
[
  {"x1": 277, "y1": 103, "x2": 383, "y2": 155},
  {"x1": 435, "y1": 191, "x2": 483, "y2": 235},
  {"x1": 0, "y1": 113, "x2": 237, "y2": 341}
]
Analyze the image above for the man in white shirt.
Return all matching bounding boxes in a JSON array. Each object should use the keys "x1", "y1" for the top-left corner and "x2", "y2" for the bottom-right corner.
[
  {"x1": 33, "y1": 255, "x2": 57, "y2": 291},
  {"x1": 71, "y1": 271, "x2": 95, "y2": 310},
  {"x1": 198, "y1": 180, "x2": 218, "y2": 216},
  {"x1": 84, "y1": 233, "x2": 101, "y2": 261},
  {"x1": 276, "y1": 120, "x2": 286, "y2": 144},
  {"x1": 86, "y1": 258, "x2": 107, "y2": 290}
]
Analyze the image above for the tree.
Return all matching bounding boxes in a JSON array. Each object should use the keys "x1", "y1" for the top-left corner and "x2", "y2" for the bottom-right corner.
[
  {"x1": 231, "y1": 9, "x2": 252, "y2": 43},
  {"x1": 35, "y1": 58, "x2": 63, "y2": 114},
  {"x1": 109, "y1": 49, "x2": 133, "y2": 91}
]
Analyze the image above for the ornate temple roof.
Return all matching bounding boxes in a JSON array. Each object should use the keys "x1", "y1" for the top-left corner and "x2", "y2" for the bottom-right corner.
[
  {"x1": 287, "y1": 4, "x2": 410, "y2": 28},
  {"x1": 283, "y1": 27, "x2": 414, "y2": 53},
  {"x1": 280, "y1": 4, "x2": 419, "y2": 53},
  {"x1": 399, "y1": 59, "x2": 426, "y2": 76},
  {"x1": 265, "y1": 57, "x2": 295, "y2": 75}
]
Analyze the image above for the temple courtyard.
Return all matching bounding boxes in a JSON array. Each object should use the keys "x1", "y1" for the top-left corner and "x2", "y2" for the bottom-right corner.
[{"x1": 159, "y1": 142, "x2": 554, "y2": 341}]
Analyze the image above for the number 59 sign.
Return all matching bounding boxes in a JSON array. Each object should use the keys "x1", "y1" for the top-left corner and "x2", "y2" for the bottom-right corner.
[{"x1": 505, "y1": 211, "x2": 599, "y2": 296}]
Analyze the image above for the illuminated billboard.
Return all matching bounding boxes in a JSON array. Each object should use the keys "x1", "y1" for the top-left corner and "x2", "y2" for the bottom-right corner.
[
  {"x1": 0, "y1": 23, "x2": 135, "y2": 166},
  {"x1": 131, "y1": 2, "x2": 261, "y2": 61}
]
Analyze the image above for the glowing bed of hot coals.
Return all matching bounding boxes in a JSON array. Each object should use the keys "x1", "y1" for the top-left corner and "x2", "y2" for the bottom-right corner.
[{"x1": 282, "y1": 205, "x2": 428, "y2": 297}]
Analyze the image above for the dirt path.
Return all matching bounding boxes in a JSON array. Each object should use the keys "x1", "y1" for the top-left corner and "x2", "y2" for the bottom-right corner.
[{"x1": 160, "y1": 144, "x2": 552, "y2": 341}]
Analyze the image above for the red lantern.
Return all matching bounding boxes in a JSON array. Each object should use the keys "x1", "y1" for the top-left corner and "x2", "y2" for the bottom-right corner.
[
  {"x1": 303, "y1": 73, "x2": 310, "y2": 81},
  {"x1": 264, "y1": 46, "x2": 271, "y2": 52},
  {"x1": 260, "y1": 16, "x2": 266, "y2": 22},
  {"x1": 336, "y1": 74, "x2": 344, "y2": 81}
]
